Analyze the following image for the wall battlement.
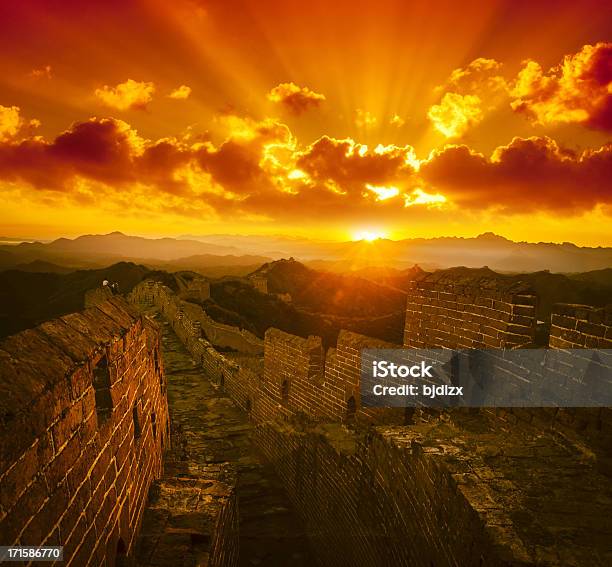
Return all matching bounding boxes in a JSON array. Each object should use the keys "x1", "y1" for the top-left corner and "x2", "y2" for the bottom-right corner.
[
  {"x1": 0, "y1": 297, "x2": 169, "y2": 566},
  {"x1": 405, "y1": 275, "x2": 538, "y2": 349},
  {"x1": 130, "y1": 280, "x2": 263, "y2": 354}
]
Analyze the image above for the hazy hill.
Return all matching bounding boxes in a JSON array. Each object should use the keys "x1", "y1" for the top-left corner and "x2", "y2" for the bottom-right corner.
[
  {"x1": 3, "y1": 231, "x2": 611, "y2": 273},
  {"x1": 202, "y1": 277, "x2": 406, "y2": 346},
  {"x1": 345, "y1": 265, "x2": 428, "y2": 290},
  {"x1": 183, "y1": 258, "x2": 417, "y2": 345},
  {"x1": 250, "y1": 258, "x2": 407, "y2": 317},
  {"x1": 24, "y1": 231, "x2": 239, "y2": 259},
  {"x1": 332, "y1": 233, "x2": 612, "y2": 273},
  {"x1": 568, "y1": 268, "x2": 612, "y2": 286},
  {"x1": 0, "y1": 231, "x2": 242, "y2": 267},
  {"x1": 0, "y1": 233, "x2": 272, "y2": 277},
  {"x1": 195, "y1": 231, "x2": 612, "y2": 273},
  {"x1": 12, "y1": 260, "x2": 76, "y2": 274},
  {"x1": 0, "y1": 262, "x2": 176, "y2": 338},
  {"x1": 143, "y1": 253, "x2": 272, "y2": 278}
]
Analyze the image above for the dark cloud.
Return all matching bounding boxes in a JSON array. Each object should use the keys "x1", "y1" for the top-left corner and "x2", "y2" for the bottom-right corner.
[
  {"x1": 0, "y1": 115, "x2": 610, "y2": 220},
  {"x1": 421, "y1": 137, "x2": 612, "y2": 212},
  {"x1": 267, "y1": 82, "x2": 325, "y2": 115}
]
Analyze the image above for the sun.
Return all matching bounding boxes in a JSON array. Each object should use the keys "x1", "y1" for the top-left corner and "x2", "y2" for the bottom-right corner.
[{"x1": 353, "y1": 230, "x2": 387, "y2": 242}]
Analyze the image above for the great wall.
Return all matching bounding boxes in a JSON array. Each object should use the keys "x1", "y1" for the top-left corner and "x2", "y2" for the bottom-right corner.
[{"x1": 1, "y1": 272, "x2": 611, "y2": 566}]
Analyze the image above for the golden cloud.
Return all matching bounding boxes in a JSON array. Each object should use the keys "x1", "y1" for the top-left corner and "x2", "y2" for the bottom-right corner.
[
  {"x1": 511, "y1": 42, "x2": 612, "y2": 131},
  {"x1": 430, "y1": 43, "x2": 612, "y2": 136},
  {"x1": 267, "y1": 82, "x2": 325, "y2": 114},
  {"x1": 0, "y1": 105, "x2": 22, "y2": 141},
  {"x1": 439, "y1": 58, "x2": 507, "y2": 95},
  {"x1": 95, "y1": 79, "x2": 156, "y2": 111},
  {"x1": 428, "y1": 93, "x2": 483, "y2": 138},
  {"x1": 0, "y1": 114, "x2": 610, "y2": 222},
  {"x1": 429, "y1": 58, "x2": 509, "y2": 138},
  {"x1": 169, "y1": 85, "x2": 192, "y2": 99}
]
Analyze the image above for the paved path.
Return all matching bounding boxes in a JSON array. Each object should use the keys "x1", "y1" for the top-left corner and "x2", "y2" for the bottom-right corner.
[{"x1": 136, "y1": 317, "x2": 314, "y2": 566}]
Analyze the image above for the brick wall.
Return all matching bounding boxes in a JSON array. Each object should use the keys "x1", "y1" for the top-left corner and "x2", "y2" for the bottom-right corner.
[
  {"x1": 402, "y1": 278, "x2": 612, "y2": 450},
  {"x1": 0, "y1": 297, "x2": 169, "y2": 566},
  {"x1": 404, "y1": 279, "x2": 537, "y2": 349},
  {"x1": 136, "y1": 278, "x2": 612, "y2": 567},
  {"x1": 547, "y1": 304, "x2": 612, "y2": 447},
  {"x1": 259, "y1": 329, "x2": 406, "y2": 424},
  {"x1": 84, "y1": 286, "x2": 114, "y2": 309},
  {"x1": 550, "y1": 303, "x2": 612, "y2": 349},
  {"x1": 131, "y1": 281, "x2": 263, "y2": 355},
  {"x1": 252, "y1": 421, "x2": 520, "y2": 567},
  {"x1": 132, "y1": 281, "x2": 407, "y2": 427}
]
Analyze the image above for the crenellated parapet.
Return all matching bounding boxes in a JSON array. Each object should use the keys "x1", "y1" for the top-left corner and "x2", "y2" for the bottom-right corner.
[
  {"x1": 404, "y1": 271, "x2": 538, "y2": 349},
  {"x1": 0, "y1": 297, "x2": 169, "y2": 566}
]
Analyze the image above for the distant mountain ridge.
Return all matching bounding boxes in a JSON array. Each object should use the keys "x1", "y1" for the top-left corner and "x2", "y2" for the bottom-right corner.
[
  {"x1": 250, "y1": 258, "x2": 407, "y2": 317},
  {"x1": 0, "y1": 232, "x2": 271, "y2": 275},
  {"x1": 10, "y1": 231, "x2": 240, "y2": 259},
  {"x1": 1, "y1": 231, "x2": 611, "y2": 273}
]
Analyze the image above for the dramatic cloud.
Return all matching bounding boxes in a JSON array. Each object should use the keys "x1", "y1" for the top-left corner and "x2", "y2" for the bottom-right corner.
[
  {"x1": 430, "y1": 44, "x2": 612, "y2": 136},
  {"x1": 267, "y1": 82, "x2": 325, "y2": 114},
  {"x1": 438, "y1": 58, "x2": 507, "y2": 95},
  {"x1": 296, "y1": 137, "x2": 417, "y2": 196},
  {"x1": 429, "y1": 58, "x2": 508, "y2": 138},
  {"x1": 0, "y1": 114, "x2": 610, "y2": 221},
  {"x1": 0, "y1": 118, "x2": 193, "y2": 193},
  {"x1": 95, "y1": 79, "x2": 156, "y2": 111},
  {"x1": 428, "y1": 93, "x2": 483, "y2": 138},
  {"x1": 511, "y1": 42, "x2": 612, "y2": 132},
  {"x1": 0, "y1": 105, "x2": 22, "y2": 141},
  {"x1": 420, "y1": 136, "x2": 612, "y2": 212},
  {"x1": 169, "y1": 85, "x2": 192, "y2": 99},
  {"x1": 354, "y1": 108, "x2": 377, "y2": 129}
]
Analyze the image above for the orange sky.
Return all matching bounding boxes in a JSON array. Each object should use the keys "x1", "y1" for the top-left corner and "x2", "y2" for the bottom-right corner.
[{"x1": 0, "y1": 0, "x2": 611, "y2": 245}]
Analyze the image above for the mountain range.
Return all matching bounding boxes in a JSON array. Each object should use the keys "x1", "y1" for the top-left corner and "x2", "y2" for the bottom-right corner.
[{"x1": 1, "y1": 231, "x2": 612, "y2": 274}]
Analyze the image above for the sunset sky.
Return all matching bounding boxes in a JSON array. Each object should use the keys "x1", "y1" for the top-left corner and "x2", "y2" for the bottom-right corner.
[{"x1": 0, "y1": 0, "x2": 611, "y2": 245}]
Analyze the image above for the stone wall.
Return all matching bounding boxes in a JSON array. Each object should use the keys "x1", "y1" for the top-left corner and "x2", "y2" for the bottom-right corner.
[
  {"x1": 248, "y1": 275, "x2": 268, "y2": 294},
  {"x1": 252, "y1": 421, "x2": 528, "y2": 567},
  {"x1": 180, "y1": 279, "x2": 211, "y2": 303},
  {"x1": 403, "y1": 278, "x2": 612, "y2": 447},
  {"x1": 131, "y1": 281, "x2": 263, "y2": 355},
  {"x1": 131, "y1": 278, "x2": 612, "y2": 567},
  {"x1": 0, "y1": 297, "x2": 169, "y2": 566},
  {"x1": 131, "y1": 281, "x2": 405, "y2": 426},
  {"x1": 550, "y1": 303, "x2": 612, "y2": 349},
  {"x1": 84, "y1": 285, "x2": 114, "y2": 308},
  {"x1": 252, "y1": 411, "x2": 612, "y2": 567},
  {"x1": 404, "y1": 277, "x2": 537, "y2": 349},
  {"x1": 260, "y1": 328, "x2": 405, "y2": 424}
]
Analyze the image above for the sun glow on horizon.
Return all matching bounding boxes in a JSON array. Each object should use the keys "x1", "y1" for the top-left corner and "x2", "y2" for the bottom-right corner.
[{"x1": 352, "y1": 230, "x2": 387, "y2": 242}]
